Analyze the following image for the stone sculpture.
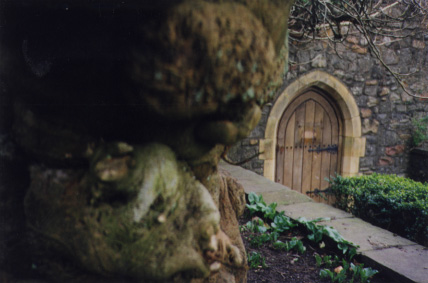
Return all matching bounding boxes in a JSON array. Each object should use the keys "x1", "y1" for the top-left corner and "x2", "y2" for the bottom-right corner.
[{"x1": 0, "y1": 0, "x2": 293, "y2": 281}]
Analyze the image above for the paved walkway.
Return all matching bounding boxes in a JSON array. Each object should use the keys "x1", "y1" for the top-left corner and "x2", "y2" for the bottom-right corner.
[{"x1": 220, "y1": 162, "x2": 428, "y2": 283}]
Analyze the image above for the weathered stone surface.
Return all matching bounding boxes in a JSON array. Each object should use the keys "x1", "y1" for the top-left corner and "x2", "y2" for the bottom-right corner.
[
  {"x1": 360, "y1": 157, "x2": 375, "y2": 167},
  {"x1": 364, "y1": 85, "x2": 378, "y2": 96},
  {"x1": 249, "y1": 139, "x2": 258, "y2": 145},
  {"x1": 399, "y1": 134, "x2": 412, "y2": 141},
  {"x1": 346, "y1": 36, "x2": 359, "y2": 45},
  {"x1": 396, "y1": 105, "x2": 407, "y2": 112},
  {"x1": 367, "y1": 97, "x2": 379, "y2": 107},
  {"x1": 354, "y1": 74, "x2": 365, "y2": 82},
  {"x1": 379, "y1": 87, "x2": 390, "y2": 96},
  {"x1": 362, "y1": 119, "x2": 380, "y2": 134},
  {"x1": 333, "y1": 70, "x2": 345, "y2": 78},
  {"x1": 351, "y1": 86, "x2": 363, "y2": 96},
  {"x1": 215, "y1": 171, "x2": 248, "y2": 283},
  {"x1": 357, "y1": 58, "x2": 373, "y2": 73},
  {"x1": 385, "y1": 145, "x2": 405, "y2": 156},
  {"x1": 351, "y1": 44, "x2": 368, "y2": 54},
  {"x1": 390, "y1": 92, "x2": 401, "y2": 102},
  {"x1": 365, "y1": 144, "x2": 377, "y2": 156},
  {"x1": 412, "y1": 39, "x2": 426, "y2": 49},
  {"x1": 360, "y1": 108, "x2": 373, "y2": 118},
  {"x1": 381, "y1": 48, "x2": 399, "y2": 65},
  {"x1": 381, "y1": 131, "x2": 400, "y2": 146},
  {"x1": 365, "y1": 80, "x2": 378, "y2": 86},
  {"x1": 219, "y1": 162, "x2": 312, "y2": 205},
  {"x1": 25, "y1": 143, "x2": 231, "y2": 281},
  {"x1": 279, "y1": 202, "x2": 353, "y2": 221},
  {"x1": 311, "y1": 54, "x2": 327, "y2": 68},
  {"x1": 125, "y1": 1, "x2": 291, "y2": 119},
  {"x1": 1, "y1": 1, "x2": 295, "y2": 282},
  {"x1": 359, "y1": 37, "x2": 368, "y2": 46},
  {"x1": 362, "y1": 245, "x2": 428, "y2": 283},
  {"x1": 237, "y1": 22, "x2": 428, "y2": 180},
  {"x1": 378, "y1": 156, "x2": 394, "y2": 166},
  {"x1": 379, "y1": 101, "x2": 394, "y2": 114},
  {"x1": 318, "y1": 217, "x2": 416, "y2": 252}
]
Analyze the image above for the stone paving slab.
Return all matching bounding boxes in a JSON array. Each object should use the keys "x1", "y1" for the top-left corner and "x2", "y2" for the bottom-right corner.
[
  {"x1": 259, "y1": 190, "x2": 314, "y2": 206},
  {"x1": 278, "y1": 202, "x2": 354, "y2": 221},
  {"x1": 362, "y1": 245, "x2": 428, "y2": 283},
  {"x1": 219, "y1": 162, "x2": 312, "y2": 204},
  {"x1": 220, "y1": 162, "x2": 428, "y2": 282},
  {"x1": 317, "y1": 217, "x2": 417, "y2": 252}
]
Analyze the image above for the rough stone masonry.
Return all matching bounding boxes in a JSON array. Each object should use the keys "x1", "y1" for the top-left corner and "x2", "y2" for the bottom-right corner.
[{"x1": 230, "y1": 27, "x2": 428, "y2": 178}]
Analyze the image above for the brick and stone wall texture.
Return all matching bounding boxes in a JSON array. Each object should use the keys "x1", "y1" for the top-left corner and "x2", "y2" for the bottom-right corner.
[{"x1": 229, "y1": 31, "x2": 428, "y2": 178}]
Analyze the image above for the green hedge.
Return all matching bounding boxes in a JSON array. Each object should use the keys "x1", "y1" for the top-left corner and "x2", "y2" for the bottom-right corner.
[{"x1": 329, "y1": 173, "x2": 428, "y2": 246}]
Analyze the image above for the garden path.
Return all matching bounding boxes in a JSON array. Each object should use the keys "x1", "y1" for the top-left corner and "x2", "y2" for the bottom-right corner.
[{"x1": 220, "y1": 162, "x2": 428, "y2": 283}]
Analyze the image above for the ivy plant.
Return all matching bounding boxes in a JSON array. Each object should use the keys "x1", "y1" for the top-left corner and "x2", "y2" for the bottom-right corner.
[{"x1": 412, "y1": 115, "x2": 428, "y2": 147}]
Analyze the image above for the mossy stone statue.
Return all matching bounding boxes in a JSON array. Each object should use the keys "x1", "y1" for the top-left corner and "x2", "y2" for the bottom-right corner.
[
  {"x1": 25, "y1": 143, "x2": 243, "y2": 281},
  {"x1": 1, "y1": 0, "x2": 293, "y2": 281}
]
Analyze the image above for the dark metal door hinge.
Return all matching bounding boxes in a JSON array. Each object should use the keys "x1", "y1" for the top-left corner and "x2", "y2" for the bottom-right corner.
[{"x1": 308, "y1": 144, "x2": 338, "y2": 154}]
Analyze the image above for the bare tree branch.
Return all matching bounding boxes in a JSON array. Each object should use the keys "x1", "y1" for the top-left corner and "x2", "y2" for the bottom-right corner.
[{"x1": 289, "y1": 0, "x2": 428, "y2": 99}]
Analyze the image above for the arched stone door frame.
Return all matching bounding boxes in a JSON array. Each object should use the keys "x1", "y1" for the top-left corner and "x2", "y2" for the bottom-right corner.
[{"x1": 260, "y1": 70, "x2": 366, "y2": 182}]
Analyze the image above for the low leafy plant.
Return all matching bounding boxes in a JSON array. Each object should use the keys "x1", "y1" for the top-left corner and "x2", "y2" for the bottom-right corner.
[
  {"x1": 242, "y1": 218, "x2": 269, "y2": 233},
  {"x1": 246, "y1": 192, "x2": 359, "y2": 258},
  {"x1": 350, "y1": 263, "x2": 379, "y2": 283},
  {"x1": 315, "y1": 254, "x2": 339, "y2": 268},
  {"x1": 247, "y1": 251, "x2": 268, "y2": 269},
  {"x1": 296, "y1": 217, "x2": 358, "y2": 260},
  {"x1": 271, "y1": 213, "x2": 297, "y2": 232},
  {"x1": 329, "y1": 174, "x2": 428, "y2": 246},
  {"x1": 246, "y1": 193, "x2": 278, "y2": 220},
  {"x1": 248, "y1": 233, "x2": 272, "y2": 248},
  {"x1": 320, "y1": 268, "x2": 347, "y2": 283},
  {"x1": 244, "y1": 192, "x2": 379, "y2": 282},
  {"x1": 317, "y1": 255, "x2": 378, "y2": 283},
  {"x1": 272, "y1": 237, "x2": 306, "y2": 254}
]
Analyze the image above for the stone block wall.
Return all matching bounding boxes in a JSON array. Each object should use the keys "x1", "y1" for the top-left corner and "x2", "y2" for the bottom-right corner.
[{"x1": 229, "y1": 32, "x2": 428, "y2": 177}]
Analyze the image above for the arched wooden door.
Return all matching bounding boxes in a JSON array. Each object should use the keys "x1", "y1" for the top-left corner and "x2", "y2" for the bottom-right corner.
[{"x1": 276, "y1": 90, "x2": 341, "y2": 203}]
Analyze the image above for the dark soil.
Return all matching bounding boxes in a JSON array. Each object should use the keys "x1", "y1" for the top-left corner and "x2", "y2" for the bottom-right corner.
[{"x1": 240, "y1": 213, "x2": 389, "y2": 283}]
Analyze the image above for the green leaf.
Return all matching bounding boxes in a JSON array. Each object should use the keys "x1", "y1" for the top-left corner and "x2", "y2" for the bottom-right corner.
[
  {"x1": 248, "y1": 192, "x2": 257, "y2": 204},
  {"x1": 257, "y1": 225, "x2": 268, "y2": 233},
  {"x1": 246, "y1": 204, "x2": 258, "y2": 212},
  {"x1": 296, "y1": 240, "x2": 306, "y2": 253},
  {"x1": 247, "y1": 251, "x2": 268, "y2": 269},
  {"x1": 273, "y1": 240, "x2": 289, "y2": 251},
  {"x1": 324, "y1": 226, "x2": 345, "y2": 242},
  {"x1": 361, "y1": 267, "x2": 379, "y2": 281},
  {"x1": 320, "y1": 269, "x2": 334, "y2": 280},
  {"x1": 315, "y1": 254, "x2": 323, "y2": 267}
]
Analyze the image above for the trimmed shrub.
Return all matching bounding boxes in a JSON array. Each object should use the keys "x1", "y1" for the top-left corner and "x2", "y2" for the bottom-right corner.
[{"x1": 329, "y1": 174, "x2": 428, "y2": 246}]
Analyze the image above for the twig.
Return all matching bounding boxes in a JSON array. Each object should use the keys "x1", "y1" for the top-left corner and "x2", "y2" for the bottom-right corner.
[{"x1": 221, "y1": 149, "x2": 264, "y2": 166}]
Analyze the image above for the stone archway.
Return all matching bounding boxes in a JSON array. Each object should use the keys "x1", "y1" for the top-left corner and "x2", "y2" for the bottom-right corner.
[{"x1": 260, "y1": 70, "x2": 366, "y2": 183}]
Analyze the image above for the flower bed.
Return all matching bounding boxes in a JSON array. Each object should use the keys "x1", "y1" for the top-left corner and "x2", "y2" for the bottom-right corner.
[{"x1": 243, "y1": 193, "x2": 380, "y2": 283}]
